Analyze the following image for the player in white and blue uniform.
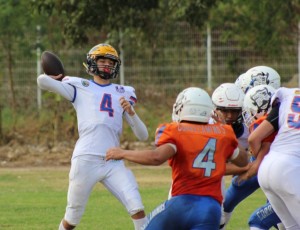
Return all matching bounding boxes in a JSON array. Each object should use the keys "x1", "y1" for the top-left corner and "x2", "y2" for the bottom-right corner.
[
  {"x1": 217, "y1": 67, "x2": 284, "y2": 230},
  {"x1": 249, "y1": 87, "x2": 300, "y2": 228},
  {"x1": 37, "y1": 44, "x2": 149, "y2": 230},
  {"x1": 249, "y1": 87, "x2": 300, "y2": 229},
  {"x1": 235, "y1": 84, "x2": 284, "y2": 230}
]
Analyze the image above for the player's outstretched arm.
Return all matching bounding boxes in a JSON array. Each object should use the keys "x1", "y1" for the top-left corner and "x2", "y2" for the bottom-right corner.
[
  {"x1": 248, "y1": 120, "x2": 275, "y2": 157},
  {"x1": 230, "y1": 147, "x2": 248, "y2": 167},
  {"x1": 106, "y1": 144, "x2": 175, "y2": 165},
  {"x1": 225, "y1": 162, "x2": 250, "y2": 176},
  {"x1": 37, "y1": 74, "x2": 75, "y2": 101},
  {"x1": 225, "y1": 144, "x2": 249, "y2": 175},
  {"x1": 236, "y1": 141, "x2": 271, "y2": 184}
]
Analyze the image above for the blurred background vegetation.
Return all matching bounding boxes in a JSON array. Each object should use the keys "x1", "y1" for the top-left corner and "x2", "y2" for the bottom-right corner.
[{"x1": 0, "y1": 0, "x2": 299, "y2": 153}]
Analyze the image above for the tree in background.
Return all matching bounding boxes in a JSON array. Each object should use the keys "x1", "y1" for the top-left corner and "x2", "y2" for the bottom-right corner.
[
  {"x1": 33, "y1": 0, "x2": 160, "y2": 45},
  {"x1": 32, "y1": 0, "x2": 300, "y2": 56},
  {"x1": 209, "y1": 0, "x2": 300, "y2": 56},
  {"x1": 31, "y1": 0, "x2": 300, "y2": 83},
  {"x1": 0, "y1": 0, "x2": 34, "y2": 129}
]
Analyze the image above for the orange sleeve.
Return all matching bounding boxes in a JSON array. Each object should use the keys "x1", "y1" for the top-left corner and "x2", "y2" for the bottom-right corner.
[
  {"x1": 155, "y1": 123, "x2": 176, "y2": 146},
  {"x1": 250, "y1": 116, "x2": 276, "y2": 143}
]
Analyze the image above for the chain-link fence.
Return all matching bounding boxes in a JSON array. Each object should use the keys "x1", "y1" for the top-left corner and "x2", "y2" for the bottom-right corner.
[{"x1": 1, "y1": 23, "x2": 298, "y2": 112}]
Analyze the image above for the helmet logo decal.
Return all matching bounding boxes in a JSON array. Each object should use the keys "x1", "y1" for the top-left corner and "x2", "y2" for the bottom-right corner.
[
  {"x1": 250, "y1": 72, "x2": 270, "y2": 87},
  {"x1": 173, "y1": 93, "x2": 185, "y2": 116},
  {"x1": 250, "y1": 87, "x2": 272, "y2": 112}
]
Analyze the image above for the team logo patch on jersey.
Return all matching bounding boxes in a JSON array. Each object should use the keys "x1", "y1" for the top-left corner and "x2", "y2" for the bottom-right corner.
[
  {"x1": 81, "y1": 80, "x2": 90, "y2": 87},
  {"x1": 115, "y1": 86, "x2": 125, "y2": 93}
]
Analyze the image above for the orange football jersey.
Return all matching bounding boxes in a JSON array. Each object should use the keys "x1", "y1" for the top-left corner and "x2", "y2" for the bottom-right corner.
[{"x1": 155, "y1": 122, "x2": 238, "y2": 204}]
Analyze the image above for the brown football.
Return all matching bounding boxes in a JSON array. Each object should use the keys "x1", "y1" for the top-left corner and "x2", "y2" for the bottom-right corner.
[{"x1": 41, "y1": 51, "x2": 65, "y2": 81}]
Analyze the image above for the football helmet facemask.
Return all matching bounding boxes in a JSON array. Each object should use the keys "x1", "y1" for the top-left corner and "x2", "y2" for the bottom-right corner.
[
  {"x1": 241, "y1": 66, "x2": 281, "y2": 94},
  {"x1": 85, "y1": 43, "x2": 121, "y2": 79},
  {"x1": 172, "y1": 87, "x2": 213, "y2": 123},
  {"x1": 242, "y1": 85, "x2": 276, "y2": 127}
]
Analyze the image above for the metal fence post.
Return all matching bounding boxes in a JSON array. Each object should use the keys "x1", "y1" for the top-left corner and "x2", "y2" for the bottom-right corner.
[
  {"x1": 119, "y1": 29, "x2": 125, "y2": 86},
  {"x1": 36, "y1": 25, "x2": 42, "y2": 110},
  {"x1": 207, "y1": 23, "x2": 212, "y2": 91}
]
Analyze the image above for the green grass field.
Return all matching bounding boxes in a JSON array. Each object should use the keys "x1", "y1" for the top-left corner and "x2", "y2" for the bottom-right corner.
[{"x1": 0, "y1": 165, "x2": 276, "y2": 230}]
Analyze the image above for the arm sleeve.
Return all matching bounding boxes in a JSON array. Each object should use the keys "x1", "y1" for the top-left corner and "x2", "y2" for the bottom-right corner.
[
  {"x1": 124, "y1": 109, "x2": 149, "y2": 141},
  {"x1": 37, "y1": 74, "x2": 75, "y2": 101},
  {"x1": 266, "y1": 104, "x2": 279, "y2": 131}
]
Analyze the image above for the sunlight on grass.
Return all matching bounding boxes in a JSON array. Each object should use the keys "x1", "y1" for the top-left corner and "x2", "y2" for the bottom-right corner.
[{"x1": 0, "y1": 166, "x2": 277, "y2": 230}]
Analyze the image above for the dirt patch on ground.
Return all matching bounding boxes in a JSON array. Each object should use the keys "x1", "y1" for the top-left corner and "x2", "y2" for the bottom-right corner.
[{"x1": 0, "y1": 137, "x2": 152, "y2": 168}]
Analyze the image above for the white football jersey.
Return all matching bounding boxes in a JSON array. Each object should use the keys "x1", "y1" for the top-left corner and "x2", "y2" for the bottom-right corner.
[
  {"x1": 237, "y1": 124, "x2": 249, "y2": 150},
  {"x1": 62, "y1": 76, "x2": 137, "y2": 158},
  {"x1": 269, "y1": 87, "x2": 300, "y2": 156}
]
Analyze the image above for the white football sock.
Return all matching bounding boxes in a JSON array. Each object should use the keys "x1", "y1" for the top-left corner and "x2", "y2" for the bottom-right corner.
[
  {"x1": 133, "y1": 216, "x2": 148, "y2": 230},
  {"x1": 220, "y1": 211, "x2": 232, "y2": 230},
  {"x1": 58, "y1": 220, "x2": 67, "y2": 230},
  {"x1": 277, "y1": 223, "x2": 286, "y2": 230}
]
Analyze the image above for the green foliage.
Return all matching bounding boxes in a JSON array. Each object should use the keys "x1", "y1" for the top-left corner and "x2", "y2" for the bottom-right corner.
[
  {"x1": 173, "y1": 0, "x2": 218, "y2": 28},
  {"x1": 210, "y1": 0, "x2": 300, "y2": 56},
  {"x1": 32, "y1": 0, "x2": 160, "y2": 45},
  {"x1": 0, "y1": 0, "x2": 298, "y2": 141}
]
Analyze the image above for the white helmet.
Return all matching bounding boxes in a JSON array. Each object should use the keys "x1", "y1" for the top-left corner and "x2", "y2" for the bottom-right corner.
[
  {"x1": 212, "y1": 83, "x2": 245, "y2": 110},
  {"x1": 241, "y1": 66, "x2": 281, "y2": 93},
  {"x1": 172, "y1": 87, "x2": 213, "y2": 123},
  {"x1": 242, "y1": 84, "x2": 276, "y2": 127},
  {"x1": 234, "y1": 73, "x2": 246, "y2": 91}
]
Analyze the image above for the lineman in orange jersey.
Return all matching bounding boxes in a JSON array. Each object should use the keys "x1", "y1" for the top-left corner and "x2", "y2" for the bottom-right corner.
[{"x1": 106, "y1": 87, "x2": 248, "y2": 230}]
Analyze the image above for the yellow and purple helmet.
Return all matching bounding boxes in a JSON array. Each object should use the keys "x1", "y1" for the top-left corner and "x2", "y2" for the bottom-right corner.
[{"x1": 85, "y1": 43, "x2": 121, "y2": 79}]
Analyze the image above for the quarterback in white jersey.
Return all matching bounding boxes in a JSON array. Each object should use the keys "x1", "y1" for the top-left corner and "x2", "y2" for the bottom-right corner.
[
  {"x1": 249, "y1": 87, "x2": 300, "y2": 228},
  {"x1": 37, "y1": 44, "x2": 149, "y2": 230}
]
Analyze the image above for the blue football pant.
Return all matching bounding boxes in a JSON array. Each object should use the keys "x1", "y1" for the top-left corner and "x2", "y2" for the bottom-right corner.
[
  {"x1": 144, "y1": 195, "x2": 221, "y2": 230},
  {"x1": 248, "y1": 201, "x2": 282, "y2": 229},
  {"x1": 223, "y1": 175, "x2": 260, "y2": 213},
  {"x1": 224, "y1": 175, "x2": 282, "y2": 229}
]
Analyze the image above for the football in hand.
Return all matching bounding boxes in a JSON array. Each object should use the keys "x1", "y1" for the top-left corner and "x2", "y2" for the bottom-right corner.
[{"x1": 41, "y1": 51, "x2": 65, "y2": 81}]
